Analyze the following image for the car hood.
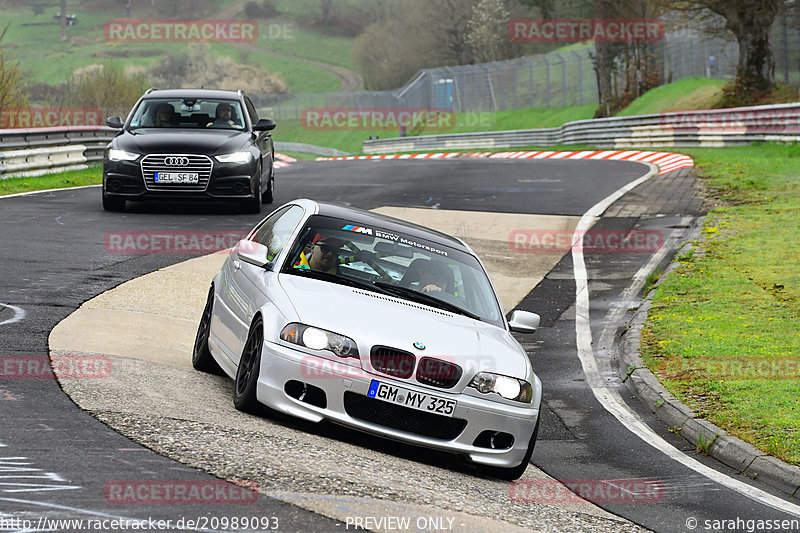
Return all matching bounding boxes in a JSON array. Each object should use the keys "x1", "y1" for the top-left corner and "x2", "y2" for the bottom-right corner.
[
  {"x1": 116, "y1": 130, "x2": 249, "y2": 155},
  {"x1": 278, "y1": 274, "x2": 530, "y2": 388}
]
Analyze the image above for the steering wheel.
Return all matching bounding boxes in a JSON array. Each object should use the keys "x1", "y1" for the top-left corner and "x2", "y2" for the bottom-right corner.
[{"x1": 343, "y1": 242, "x2": 392, "y2": 282}]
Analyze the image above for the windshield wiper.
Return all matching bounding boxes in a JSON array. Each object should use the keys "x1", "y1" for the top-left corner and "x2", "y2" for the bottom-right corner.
[
  {"x1": 372, "y1": 282, "x2": 481, "y2": 321},
  {"x1": 289, "y1": 268, "x2": 393, "y2": 294}
]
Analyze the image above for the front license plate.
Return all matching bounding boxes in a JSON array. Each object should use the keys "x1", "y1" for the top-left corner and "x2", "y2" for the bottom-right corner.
[
  {"x1": 367, "y1": 380, "x2": 456, "y2": 417},
  {"x1": 154, "y1": 172, "x2": 199, "y2": 184}
]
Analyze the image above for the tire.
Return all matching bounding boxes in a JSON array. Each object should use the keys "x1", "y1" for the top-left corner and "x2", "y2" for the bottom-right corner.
[
  {"x1": 241, "y1": 176, "x2": 262, "y2": 214},
  {"x1": 233, "y1": 316, "x2": 263, "y2": 414},
  {"x1": 480, "y1": 418, "x2": 540, "y2": 481},
  {"x1": 102, "y1": 194, "x2": 125, "y2": 211},
  {"x1": 262, "y1": 163, "x2": 274, "y2": 204},
  {"x1": 192, "y1": 285, "x2": 223, "y2": 374}
]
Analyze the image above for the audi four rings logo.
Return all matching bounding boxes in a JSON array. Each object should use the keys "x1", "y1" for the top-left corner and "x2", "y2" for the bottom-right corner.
[{"x1": 164, "y1": 156, "x2": 190, "y2": 166}]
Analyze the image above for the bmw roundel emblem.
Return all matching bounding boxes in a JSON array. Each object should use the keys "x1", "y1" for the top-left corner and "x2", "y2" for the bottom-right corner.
[{"x1": 413, "y1": 342, "x2": 425, "y2": 351}]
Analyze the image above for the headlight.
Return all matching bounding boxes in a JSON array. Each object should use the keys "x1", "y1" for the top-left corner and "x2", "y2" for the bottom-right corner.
[
  {"x1": 215, "y1": 151, "x2": 252, "y2": 164},
  {"x1": 280, "y1": 323, "x2": 359, "y2": 358},
  {"x1": 468, "y1": 372, "x2": 533, "y2": 403},
  {"x1": 108, "y1": 149, "x2": 140, "y2": 162}
]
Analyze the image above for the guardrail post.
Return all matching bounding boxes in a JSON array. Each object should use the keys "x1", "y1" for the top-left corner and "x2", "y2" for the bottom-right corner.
[
  {"x1": 572, "y1": 50, "x2": 584, "y2": 106},
  {"x1": 553, "y1": 53, "x2": 567, "y2": 107},
  {"x1": 544, "y1": 57, "x2": 551, "y2": 107},
  {"x1": 525, "y1": 57, "x2": 535, "y2": 108}
]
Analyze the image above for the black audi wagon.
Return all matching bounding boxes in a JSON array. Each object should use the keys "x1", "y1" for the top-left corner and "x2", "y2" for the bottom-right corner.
[{"x1": 102, "y1": 88, "x2": 276, "y2": 213}]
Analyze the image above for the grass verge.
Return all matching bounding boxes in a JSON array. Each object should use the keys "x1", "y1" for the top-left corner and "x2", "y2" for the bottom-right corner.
[
  {"x1": 0, "y1": 166, "x2": 102, "y2": 197},
  {"x1": 641, "y1": 143, "x2": 800, "y2": 466},
  {"x1": 273, "y1": 105, "x2": 596, "y2": 154},
  {"x1": 616, "y1": 77, "x2": 726, "y2": 116}
]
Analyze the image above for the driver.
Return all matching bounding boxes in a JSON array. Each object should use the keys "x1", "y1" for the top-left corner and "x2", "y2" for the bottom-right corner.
[
  {"x1": 295, "y1": 233, "x2": 345, "y2": 274},
  {"x1": 418, "y1": 260, "x2": 450, "y2": 293},
  {"x1": 207, "y1": 103, "x2": 234, "y2": 127}
]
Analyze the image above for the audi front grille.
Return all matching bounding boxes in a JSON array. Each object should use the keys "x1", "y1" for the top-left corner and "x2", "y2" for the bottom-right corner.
[{"x1": 141, "y1": 154, "x2": 213, "y2": 191}]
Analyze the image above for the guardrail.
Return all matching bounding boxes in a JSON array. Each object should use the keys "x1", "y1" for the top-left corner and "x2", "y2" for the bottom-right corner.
[
  {"x1": 3, "y1": 102, "x2": 799, "y2": 176},
  {"x1": 362, "y1": 102, "x2": 800, "y2": 154},
  {"x1": 0, "y1": 126, "x2": 115, "y2": 178}
]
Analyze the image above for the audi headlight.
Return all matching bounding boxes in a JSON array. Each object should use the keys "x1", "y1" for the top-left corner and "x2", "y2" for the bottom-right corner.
[
  {"x1": 108, "y1": 149, "x2": 140, "y2": 162},
  {"x1": 280, "y1": 323, "x2": 359, "y2": 358},
  {"x1": 469, "y1": 372, "x2": 533, "y2": 403},
  {"x1": 215, "y1": 151, "x2": 252, "y2": 164}
]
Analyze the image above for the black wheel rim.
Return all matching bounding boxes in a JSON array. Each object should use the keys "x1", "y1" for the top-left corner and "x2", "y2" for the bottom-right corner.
[
  {"x1": 236, "y1": 322, "x2": 262, "y2": 396},
  {"x1": 193, "y1": 290, "x2": 213, "y2": 357}
]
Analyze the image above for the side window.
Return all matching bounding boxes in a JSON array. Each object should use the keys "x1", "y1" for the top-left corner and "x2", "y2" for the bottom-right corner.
[
  {"x1": 244, "y1": 97, "x2": 258, "y2": 125},
  {"x1": 251, "y1": 206, "x2": 304, "y2": 262}
]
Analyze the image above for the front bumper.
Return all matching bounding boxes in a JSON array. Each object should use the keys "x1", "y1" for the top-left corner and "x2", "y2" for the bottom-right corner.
[
  {"x1": 103, "y1": 159, "x2": 258, "y2": 200},
  {"x1": 256, "y1": 341, "x2": 540, "y2": 468}
]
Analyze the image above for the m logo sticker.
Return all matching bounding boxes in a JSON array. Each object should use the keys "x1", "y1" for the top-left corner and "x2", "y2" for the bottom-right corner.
[{"x1": 342, "y1": 225, "x2": 373, "y2": 235}]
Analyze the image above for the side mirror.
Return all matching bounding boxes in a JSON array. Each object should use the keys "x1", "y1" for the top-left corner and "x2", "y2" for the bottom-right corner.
[
  {"x1": 253, "y1": 118, "x2": 276, "y2": 132},
  {"x1": 508, "y1": 310, "x2": 540, "y2": 334},
  {"x1": 106, "y1": 116, "x2": 124, "y2": 129},
  {"x1": 236, "y1": 240, "x2": 273, "y2": 270}
]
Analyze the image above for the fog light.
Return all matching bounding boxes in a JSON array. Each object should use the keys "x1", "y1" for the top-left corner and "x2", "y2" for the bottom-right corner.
[
  {"x1": 108, "y1": 179, "x2": 122, "y2": 192},
  {"x1": 233, "y1": 182, "x2": 246, "y2": 194}
]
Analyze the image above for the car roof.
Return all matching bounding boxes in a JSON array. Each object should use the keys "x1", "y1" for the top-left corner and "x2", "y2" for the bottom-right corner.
[
  {"x1": 311, "y1": 200, "x2": 470, "y2": 253},
  {"x1": 141, "y1": 89, "x2": 244, "y2": 100}
]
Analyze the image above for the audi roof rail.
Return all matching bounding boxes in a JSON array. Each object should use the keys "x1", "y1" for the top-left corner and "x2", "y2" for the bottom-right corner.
[{"x1": 144, "y1": 87, "x2": 159, "y2": 94}]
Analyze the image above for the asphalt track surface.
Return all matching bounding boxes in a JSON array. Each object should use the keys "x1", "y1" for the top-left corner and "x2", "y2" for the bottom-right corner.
[{"x1": 1, "y1": 158, "x2": 798, "y2": 532}]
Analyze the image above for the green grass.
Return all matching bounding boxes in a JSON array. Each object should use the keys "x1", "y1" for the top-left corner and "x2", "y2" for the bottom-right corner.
[
  {"x1": 216, "y1": 44, "x2": 341, "y2": 93},
  {"x1": 616, "y1": 77, "x2": 727, "y2": 117},
  {"x1": 0, "y1": 165, "x2": 102, "y2": 196},
  {"x1": 272, "y1": 105, "x2": 597, "y2": 154},
  {"x1": 0, "y1": 4, "x2": 344, "y2": 92},
  {"x1": 254, "y1": 19, "x2": 356, "y2": 70},
  {"x1": 641, "y1": 143, "x2": 800, "y2": 465}
]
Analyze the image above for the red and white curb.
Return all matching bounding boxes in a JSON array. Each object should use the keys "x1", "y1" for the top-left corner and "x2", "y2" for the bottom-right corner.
[
  {"x1": 315, "y1": 150, "x2": 694, "y2": 175},
  {"x1": 274, "y1": 152, "x2": 297, "y2": 169}
]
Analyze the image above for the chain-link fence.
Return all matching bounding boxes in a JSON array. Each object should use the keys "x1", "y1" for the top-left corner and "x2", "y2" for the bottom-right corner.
[{"x1": 253, "y1": 19, "x2": 800, "y2": 121}]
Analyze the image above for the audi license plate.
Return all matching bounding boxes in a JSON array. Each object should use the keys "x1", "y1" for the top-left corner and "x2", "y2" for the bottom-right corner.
[
  {"x1": 155, "y1": 172, "x2": 199, "y2": 184},
  {"x1": 367, "y1": 380, "x2": 456, "y2": 417}
]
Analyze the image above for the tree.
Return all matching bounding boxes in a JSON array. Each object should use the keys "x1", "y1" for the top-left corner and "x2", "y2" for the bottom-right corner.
[
  {"x1": 466, "y1": 0, "x2": 513, "y2": 63},
  {"x1": 666, "y1": 0, "x2": 782, "y2": 100},
  {"x1": 518, "y1": 0, "x2": 663, "y2": 116},
  {"x1": 353, "y1": 0, "x2": 478, "y2": 89},
  {"x1": 60, "y1": 0, "x2": 66, "y2": 40},
  {"x1": 0, "y1": 24, "x2": 27, "y2": 121}
]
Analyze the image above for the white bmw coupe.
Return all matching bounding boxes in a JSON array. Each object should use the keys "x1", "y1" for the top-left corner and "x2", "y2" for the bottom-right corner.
[{"x1": 193, "y1": 199, "x2": 542, "y2": 479}]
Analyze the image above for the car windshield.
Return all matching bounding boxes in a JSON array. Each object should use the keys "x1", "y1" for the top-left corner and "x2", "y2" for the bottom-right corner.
[
  {"x1": 281, "y1": 215, "x2": 505, "y2": 328},
  {"x1": 128, "y1": 98, "x2": 245, "y2": 130}
]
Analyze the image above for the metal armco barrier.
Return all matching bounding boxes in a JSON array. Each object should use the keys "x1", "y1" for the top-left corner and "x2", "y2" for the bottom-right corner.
[
  {"x1": 3, "y1": 103, "x2": 798, "y2": 176},
  {"x1": 362, "y1": 103, "x2": 800, "y2": 154},
  {"x1": 0, "y1": 126, "x2": 115, "y2": 179}
]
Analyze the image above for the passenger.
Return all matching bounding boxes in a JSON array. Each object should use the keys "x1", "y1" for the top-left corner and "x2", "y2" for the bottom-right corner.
[
  {"x1": 154, "y1": 103, "x2": 175, "y2": 127},
  {"x1": 207, "y1": 103, "x2": 234, "y2": 127},
  {"x1": 295, "y1": 233, "x2": 345, "y2": 274}
]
